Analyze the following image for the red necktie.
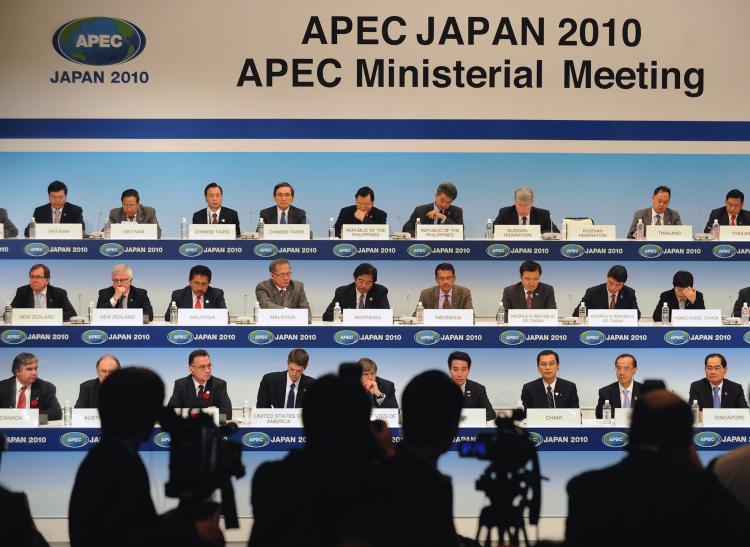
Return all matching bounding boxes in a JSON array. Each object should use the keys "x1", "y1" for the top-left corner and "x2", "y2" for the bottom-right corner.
[
  {"x1": 730, "y1": 215, "x2": 736, "y2": 226},
  {"x1": 194, "y1": 296, "x2": 202, "y2": 309},
  {"x1": 526, "y1": 291, "x2": 533, "y2": 309},
  {"x1": 17, "y1": 386, "x2": 27, "y2": 408}
]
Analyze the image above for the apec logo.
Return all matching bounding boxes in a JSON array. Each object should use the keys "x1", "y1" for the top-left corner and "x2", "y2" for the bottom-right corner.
[
  {"x1": 414, "y1": 330, "x2": 440, "y2": 345},
  {"x1": 1, "y1": 330, "x2": 27, "y2": 345},
  {"x1": 332, "y1": 243, "x2": 358, "y2": 258},
  {"x1": 560, "y1": 244, "x2": 584, "y2": 259},
  {"x1": 406, "y1": 244, "x2": 432, "y2": 258},
  {"x1": 99, "y1": 242, "x2": 124, "y2": 257},
  {"x1": 713, "y1": 244, "x2": 737, "y2": 259},
  {"x1": 638, "y1": 244, "x2": 663, "y2": 259},
  {"x1": 254, "y1": 243, "x2": 278, "y2": 258},
  {"x1": 664, "y1": 330, "x2": 689, "y2": 346},
  {"x1": 334, "y1": 330, "x2": 360, "y2": 345},
  {"x1": 60, "y1": 432, "x2": 89, "y2": 448},
  {"x1": 53, "y1": 17, "x2": 146, "y2": 66},
  {"x1": 694, "y1": 431, "x2": 722, "y2": 448},
  {"x1": 528, "y1": 431, "x2": 543, "y2": 447},
  {"x1": 153, "y1": 432, "x2": 171, "y2": 448},
  {"x1": 242, "y1": 432, "x2": 271, "y2": 448},
  {"x1": 248, "y1": 330, "x2": 274, "y2": 345},
  {"x1": 485, "y1": 244, "x2": 511, "y2": 258},
  {"x1": 167, "y1": 330, "x2": 194, "y2": 345},
  {"x1": 744, "y1": 331, "x2": 750, "y2": 345},
  {"x1": 601, "y1": 431, "x2": 629, "y2": 448},
  {"x1": 500, "y1": 330, "x2": 525, "y2": 346},
  {"x1": 579, "y1": 330, "x2": 605, "y2": 346},
  {"x1": 24, "y1": 243, "x2": 49, "y2": 257},
  {"x1": 81, "y1": 329, "x2": 108, "y2": 345},
  {"x1": 178, "y1": 243, "x2": 204, "y2": 258}
]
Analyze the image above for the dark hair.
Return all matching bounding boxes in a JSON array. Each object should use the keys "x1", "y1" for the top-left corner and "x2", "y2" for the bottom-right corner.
[
  {"x1": 436, "y1": 182, "x2": 457, "y2": 200},
  {"x1": 704, "y1": 353, "x2": 727, "y2": 368},
  {"x1": 726, "y1": 189, "x2": 744, "y2": 202},
  {"x1": 653, "y1": 185, "x2": 671, "y2": 196},
  {"x1": 12, "y1": 352, "x2": 37, "y2": 374},
  {"x1": 615, "y1": 353, "x2": 638, "y2": 368},
  {"x1": 99, "y1": 367, "x2": 164, "y2": 436},
  {"x1": 188, "y1": 264, "x2": 212, "y2": 282},
  {"x1": 288, "y1": 348, "x2": 309, "y2": 369},
  {"x1": 269, "y1": 258, "x2": 290, "y2": 274},
  {"x1": 447, "y1": 351, "x2": 471, "y2": 369},
  {"x1": 519, "y1": 260, "x2": 542, "y2": 276},
  {"x1": 29, "y1": 263, "x2": 50, "y2": 279},
  {"x1": 536, "y1": 349, "x2": 559, "y2": 366},
  {"x1": 96, "y1": 354, "x2": 121, "y2": 370},
  {"x1": 47, "y1": 180, "x2": 68, "y2": 195},
  {"x1": 353, "y1": 262, "x2": 377, "y2": 282},
  {"x1": 273, "y1": 182, "x2": 294, "y2": 196},
  {"x1": 607, "y1": 265, "x2": 628, "y2": 283},
  {"x1": 120, "y1": 188, "x2": 140, "y2": 202},
  {"x1": 672, "y1": 270, "x2": 694, "y2": 289},
  {"x1": 434, "y1": 263, "x2": 455, "y2": 276},
  {"x1": 355, "y1": 186, "x2": 375, "y2": 201},
  {"x1": 204, "y1": 182, "x2": 223, "y2": 196},
  {"x1": 629, "y1": 391, "x2": 693, "y2": 453},
  {"x1": 188, "y1": 349, "x2": 210, "y2": 365},
  {"x1": 401, "y1": 370, "x2": 463, "y2": 445}
]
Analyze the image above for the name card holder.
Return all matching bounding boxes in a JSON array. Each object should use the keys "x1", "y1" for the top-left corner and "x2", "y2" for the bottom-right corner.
[
  {"x1": 35, "y1": 223, "x2": 83, "y2": 239},
  {"x1": 72, "y1": 408, "x2": 101, "y2": 427},
  {"x1": 0, "y1": 409, "x2": 39, "y2": 427},
  {"x1": 702, "y1": 408, "x2": 750, "y2": 426},
  {"x1": 614, "y1": 408, "x2": 633, "y2": 427},
  {"x1": 188, "y1": 224, "x2": 236, "y2": 240},
  {"x1": 341, "y1": 224, "x2": 389, "y2": 240},
  {"x1": 263, "y1": 224, "x2": 311, "y2": 240},
  {"x1": 371, "y1": 408, "x2": 399, "y2": 427},
  {"x1": 11, "y1": 308, "x2": 63, "y2": 326},
  {"x1": 526, "y1": 408, "x2": 582, "y2": 427},
  {"x1": 423, "y1": 309, "x2": 473, "y2": 326},
  {"x1": 507, "y1": 309, "x2": 558, "y2": 326},
  {"x1": 493, "y1": 225, "x2": 541, "y2": 240},
  {"x1": 92, "y1": 308, "x2": 144, "y2": 326},
  {"x1": 586, "y1": 310, "x2": 639, "y2": 327},
  {"x1": 719, "y1": 226, "x2": 750, "y2": 241},
  {"x1": 416, "y1": 224, "x2": 463, "y2": 240},
  {"x1": 110, "y1": 223, "x2": 159, "y2": 240},
  {"x1": 342, "y1": 308, "x2": 393, "y2": 326},
  {"x1": 646, "y1": 225, "x2": 692, "y2": 241},
  {"x1": 249, "y1": 408, "x2": 303, "y2": 427},
  {"x1": 257, "y1": 308, "x2": 308, "y2": 326},
  {"x1": 567, "y1": 225, "x2": 616, "y2": 240},
  {"x1": 460, "y1": 408, "x2": 489, "y2": 427},
  {"x1": 171, "y1": 407, "x2": 219, "y2": 425},
  {"x1": 177, "y1": 308, "x2": 229, "y2": 326},
  {"x1": 671, "y1": 309, "x2": 722, "y2": 327}
]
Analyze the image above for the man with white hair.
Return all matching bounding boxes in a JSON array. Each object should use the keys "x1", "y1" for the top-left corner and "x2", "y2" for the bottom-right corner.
[
  {"x1": 96, "y1": 263, "x2": 154, "y2": 321},
  {"x1": 494, "y1": 186, "x2": 558, "y2": 233}
]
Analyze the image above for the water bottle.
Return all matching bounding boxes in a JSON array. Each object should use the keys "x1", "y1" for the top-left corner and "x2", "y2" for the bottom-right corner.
[
  {"x1": 253, "y1": 301, "x2": 261, "y2": 323},
  {"x1": 258, "y1": 217, "x2": 265, "y2": 238},
  {"x1": 661, "y1": 302, "x2": 670, "y2": 325},
  {"x1": 691, "y1": 399, "x2": 701, "y2": 425},
  {"x1": 578, "y1": 301, "x2": 587, "y2": 324},
  {"x1": 415, "y1": 301, "x2": 424, "y2": 324},
  {"x1": 88, "y1": 301, "x2": 95, "y2": 324},
  {"x1": 180, "y1": 217, "x2": 188, "y2": 240},
  {"x1": 28, "y1": 217, "x2": 36, "y2": 239},
  {"x1": 742, "y1": 302, "x2": 749, "y2": 324},
  {"x1": 103, "y1": 219, "x2": 111, "y2": 239},
  {"x1": 333, "y1": 301, "x2": 342, "y2": 324},
  {"x1": 169, "y1": 301, "x2": 178, "y2": 325},
  {"x1": 485, "y1": 218, "x2": 493, "y2": 240},
  {"x1": 3, "y1": 302, "x2": 12, "y2": 325},
  {"x1": 328, "y1": 217, "x2": 336, "y2": 239},
  {"x1": 496, "y1": 299, "x2": 505, "y2": 324},
  {"x1": 636, "y1": 218, "x2": 644, "y2": 240},
  {"x1": 415, "y1": 217, "x2": 421, "y2": 235},
  {"x1": 560, "y1": 219, "x2": 567, "y2": 240},
  {"x1": 63, "y1": 400, "x2": 72, "y2": 426},
  {"x1": 711, "y1": 219, "x2": 720, "y2": 240},
  {"x1": 242, "y1": 400, "x2": 251, "y2": 424},
  {"x1": 602, "y1": 400, "x2": 612, "y2": 424}
]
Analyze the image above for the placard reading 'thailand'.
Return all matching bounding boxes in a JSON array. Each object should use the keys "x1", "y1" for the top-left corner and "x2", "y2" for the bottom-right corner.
[{"x1": 647, "y1": 225, "x2": 693, "y2": 241}]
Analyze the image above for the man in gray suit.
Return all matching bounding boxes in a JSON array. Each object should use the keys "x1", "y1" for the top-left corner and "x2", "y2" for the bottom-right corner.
[
  {"x1": 417, "y1": 263, "x2": 473, "y2": 310},
  {"x1": 255, "y1": 258, "x2": 311, "y2": 315},
  {"x1": 502, "y1": 260, "x2": 556, "y2": 320},
  {"x1": 108, "y1": 188, "x2": 161, "y2": 238},
  {"x1": 627, "y1": 185, "x2": 682, "y2": 238},
  {"x1": 0, "y1": 208, "x2": 18, "y2": 238}
]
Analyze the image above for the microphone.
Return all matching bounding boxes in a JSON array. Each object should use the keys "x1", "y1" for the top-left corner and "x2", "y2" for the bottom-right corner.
[
  {"x1": 78, "y1": 293, "x2": 83, "y2": 316},
  {"x1": 397, "y1": 215, "x2": 403, "y2": 230},
  {"x1": 405, "y1": 293, "x2": 411, "y2": 316},
  {"x1": 243, "y1": 294, "x2": 249, "y2": 317},
  {"x1": 697, "y1": 212, "x2": 704, "y2": 233},
  {"x1": 96, "y1": 211, "x2": 103, "y2": 232},
  {"x1": 568, "y1": 293, "x2": 573, "y2": 315}
]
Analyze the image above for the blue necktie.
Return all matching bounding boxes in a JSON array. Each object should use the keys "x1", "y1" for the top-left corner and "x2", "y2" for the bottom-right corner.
[
  {"x1": 280, "y1": 211, "x2": 287, "y2": 224},
  {"x1": 286, "y1": 383, "x2": 295, "y2": 408},
  {"x1": 713, "y1": 386, "x2": 721, "y2": 408},
  {"x1": 623, "y1": 389, "x2": 630, "y2": 409}
]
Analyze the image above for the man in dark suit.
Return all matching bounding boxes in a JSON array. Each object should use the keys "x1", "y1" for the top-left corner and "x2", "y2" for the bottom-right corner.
[
  {"x1": 96, "y1": 263, "x2": 154, "y2": 322},
  {"x1": 323, "y1": 263, "x2": 390, "y2": 321},
  {"x1": 502, "y1": 260, "x2": 556, "y2": 320},
  {"x1": 75, "y1": 355, "x2": 121, "y2": 408},
  {"x1": 627, "y1": 185, "x2": 682, "y2": 238},
  {"x1": 0, "y1": 352, "x2": 61, "y2": 420},
  {"x1": 520, "y1": 350, "x2": 579, "y2": 410},
  {"x1": 357, "y1": 358, "x2": 398, "y2": 409},
  {"x1": 108, "y1": 188, "x2": 161, "y2": 238},
  {"x1": 447, "y1": 351, "x2": 495, "y2": 421},
  {"x1": 0, "y1": 207, "x2": 18, "y2": 238},
  {"x1": 258, "y1": 181, "x2": 307, "y2": 225},
  {"x1": 574, "y1": 265, "x2": 641, "y2": 319},
  {"x1": 256, "y1": 348, "x2": 315, "y2": 408},
  {"x1": 566, "y1": 389, "x2": 748, "y2": 547},
  {"x1": 704, "y1": 188, "x2": 750, "y2": 232},
  {"x1": 191, "y1": 182, "x2": 241, "y2": 237},
  {"x1": 24, "y1": 180, "x2": 85, "y2": 237},
  {"x1": 417, "y1": 262, "x2": 473, "y2": 310},
  {"x1": 334, "y1": 186, "x2": 388, "y2": 238},
  {"x1": 493, "y1": 186, "x2": 558, "y2": 232},
  {"x1": 688, "y1": 353, "x2": 748, "y2": 410},
  {"x1": 167, "y1": 349, "x2": 233, "y2": 419},
  {"x1": 255, "y1": 258, "x2": 310, "y2": 313},
  {"x1": 11, "y1": 263, "x2": 77, "y2": 321},
  {"x1": 652, "y1": 270, "x2": 705, "y2": 322},
  {"x1": 595, "y1": 353, "x2": 643, "y2": 419},
  {"x1": 164, "y1": 264, "x2": 227, "y2": 321},
  {"x1": 732, "y1": 286, "x2": 750, "y2": 318},
  {"x1": 402, "y1": 182, "x2": 463, "y2": 236}
]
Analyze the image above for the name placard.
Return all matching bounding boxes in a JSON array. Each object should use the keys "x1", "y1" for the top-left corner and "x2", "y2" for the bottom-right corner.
[
  {"x1": 702, "y1": 408, "x2": 750, "y2": 426},
  {"x1": 423, "y1": 309, "x2": 474, "y2": 326},
  {"x1": 35, "y1": 223, "x2": 83, "y2": 239},
  {"x1": 188, "y1": 224, "x2": 236, "y2": 240},
  {"x1": 91, "y1": 308, "x2": 144, "y2": 326},
  {"x1": 507, "y1": 309, "x2": 559, "y2": 326},
  {"x1": 493, "y1": 225, "x2": 541, "y2": 240},
  {"x1": 177, "y1": 308, "x2": 229, "y2": 326},
  {"x1": 416, "y1": 224, "x2": 463, "y2": 240},
  {"x1": 526, "y1": 409, "x2": 581, "y2": 427},
  {"x1": 342, "y1": 308, "x2": 393, "y2": 326},
  {"x1": 586, "y1": 310, "x2": 639, "y2": 327},
  {"x1": 671, "y1": 309, "x2": 722, "y2": 327},
  {"x1": 11, "y1": 308, "x2": 63, "y2": 325},
  {"x1": 171, "y1": 407, "x2": 220, "y2": 426},
  {"x1": 0, "y1": 409, "x2": 39, "y2": 427},
  {"x1": 72, "y1": 408, "x2": 101, "y2": 427},
  {"x1": 646, "y1": 225, "x2": 692, "y2": 241},
  {"x1": 567, "y1": 225, "x2": 616, "y2": 240},
  {"x1": 249, "y1": 408, "x2": 303, "y2": 427},
  {"x1": 342, "y1": 224, "x2": 389, "y2": 240},
  {"x1": 110, "y1": 223, "x2": 159, "y2": 240},
  {"x1": 371, "y1": 408, "x2": 399, "y2": 427},
  {"x1": 263, "y1": 224, "x2": 311, "y2": 240},
  {"x1": 257, "y1": 308, "x2": 308, "y2": 326},
  {"x1": 719, "y1": 226, "x2": 750, "y2": 241},
  {"x1": 614, "y1": 408, "x2": 633, "y2": 427},
  {"x1": 460, "y1": 408, "x2": 489, "y2": 427}
]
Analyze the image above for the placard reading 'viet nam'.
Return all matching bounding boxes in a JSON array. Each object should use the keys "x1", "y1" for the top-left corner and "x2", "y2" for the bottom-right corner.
[
  {"x1": 35, "y1": 223, "x2": 83, "y2": 239},
  {"x1": 110, "y1": 223, "x2": 159, "y2": 240}
]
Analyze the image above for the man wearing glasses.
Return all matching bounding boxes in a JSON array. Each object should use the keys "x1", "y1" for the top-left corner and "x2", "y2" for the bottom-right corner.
[
  {"x1": 167, "y1": 349, "x2": 233, "y2": 419},
  {"x1": 322, "y1": 262, "x2": 390, "y2": 321},
  {"x1": 96, "y1": 263, "x2": 154, "y2": 322},
  {"x1": 688, "y1": 353, "x2": 748, "y2": 410},
  {"x1": 11, "y1": 263, "x2": 76, "y2": 320},
  {"x1": 255, "y1": 258, "x2": 311, "y2": 314}
]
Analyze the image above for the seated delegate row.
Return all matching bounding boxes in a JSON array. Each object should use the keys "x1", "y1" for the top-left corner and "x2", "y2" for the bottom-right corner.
[
  {"x1": 2, "y1": 181, "x2": 749, "y2": 239},
  {"x1": 10, "y1": 261, "x2": 750, "y2": 323},
  {"x1": 2, "y1": 349, "x2": 747, "y2": 424}
]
